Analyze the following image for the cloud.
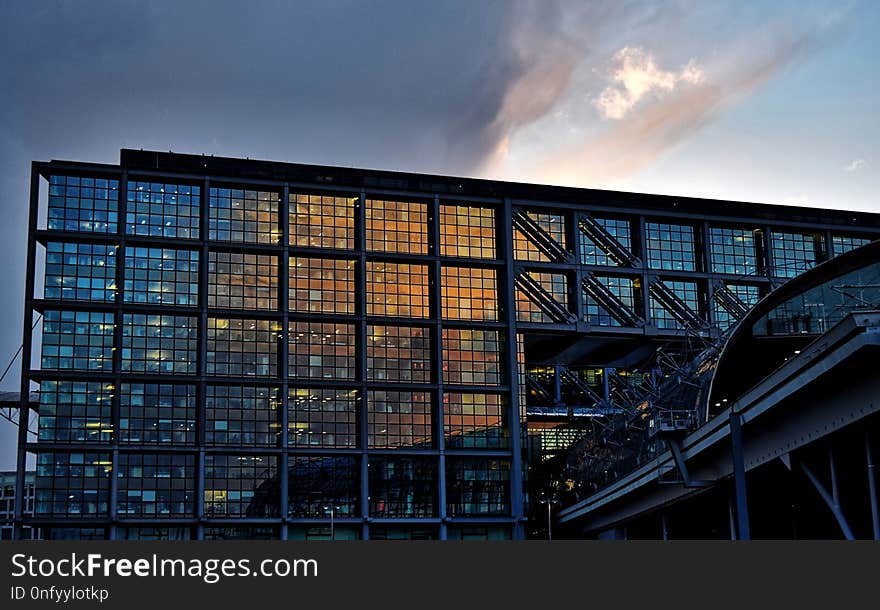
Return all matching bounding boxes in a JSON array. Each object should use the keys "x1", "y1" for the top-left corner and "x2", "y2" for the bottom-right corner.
[
  {"x1": 594, "y1": 47, "x2": 705, "y2": 120},
  {"x1": 844, "y1": 158, "x2": 867, "y2": 172}
]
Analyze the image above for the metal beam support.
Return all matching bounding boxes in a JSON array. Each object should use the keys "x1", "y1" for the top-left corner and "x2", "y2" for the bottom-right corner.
[
  {"x1": 799, "y1": 458, "x2": 855, "y2": 540},
  {"x1": 356, "y1": 189, "x2": 369, "y2": 538},
  {"x1": 430, "y1": 194, "x2": 447, "y2": 540},
  {"x1": 279, "y1": 183, "x2": 290, "y2": 541},
  {"x1": 866, "y1": 431, "x2": 879, "y2": 540},
  {"x1": 730, "y1": 411, "x2": 750, "y2": 540}
]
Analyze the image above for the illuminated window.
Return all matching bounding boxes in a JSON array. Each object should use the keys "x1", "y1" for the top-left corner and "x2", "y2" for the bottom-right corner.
[
  {"x1": 290, "y1": 193, "x2": 355, "y2": 249},
  {"x1": 368, "y1": 457, "x2": 436, "y2": 517},
  {"x1": 206, "y1": 386, "x2": 281, "y2": 447},
  {"x1": 35, "y1": 452, "x2": 111, "y2": 516},
  {"x1": 516, "y1": 272, "x2": 568, "y2": 323},
  {"x1": 47, "y1": 175, "x2": 118, "y2": 233},
  {"x1": 646, "y1": 222, "x2": 697, "y2": 271},
  {"x1": 366, "y1": 199, "x2": 428, "y2": 254},
  {"x1": 44, "y1": 242, "x2": 116, "y2": 302},
  {"x1": 41, "y1": 310, "x2": 114, "y2": 371},
  {"x1": 117, "y1": 454, "x2": 195, "y2": 517},
  {"x1": 37, "y1": 381, "x2": 113, "y2": 444},
  {"x1": 204, "y1": 455, "x2": 279, "y2": 517},
  {"x1": 209, "y1": 187, "x2": 280, "y2": 244},
  {"x1": 440, "y1": 205, "x2": 496, "y2": 259},
  {"x1": 584, "y1": 275, "x2": 638, "y2": 327},
  {"x1": 714, "y1": 284, "x2": 760, "y2": 331},
  {"x1": 443, "y1": 393, "x2": 508, "y2": 449},
  {"x1": 446, "y1": 458, "x2": 510, "y2": 517},
  {"x1": 367, "y1": 325, "x2": 430, "y2": 383},
  {"x1": 514, "y1": 212, "x2": 565, "y2": 262},
  {"x1": 650, "y1": 280, "x2": 700, "y2": 330},
  {"x1": 288, "y1": 388, "x2": 358, "y2": 448},
  {"x1": 289, "y1": 257, "x2": 355, "y2": 314},
  {"x1": 208, "y1": 252, "x2": 278, "y2": 310},
  {"x1": 369, "y1": 526, "x2": 437, "y2": 540},
  {"x1": 119, "y1": 384, "x2": 195, "y2": 445},
  {"x1": 580, "y1": 218, "x2": 632, "y2": 266},
  {"x1": 204, "y1": 526, "x2": 279, "y2": 540},
  {"x1": 121, "y1": 314, "x2": 197, "y2": 374},
  {"x1": 126, "y1": 181, "x2": 199, "y2": 239},
  {"x1": 771, "y1": 231, "x2": 825, "y2": 278},
  {"x1": 289, "y1": 322, "x2": 356, "y2": 380},
  {"x1": 442, "y1": 329, "x2": 502, "y2": 386},
  {"x1": 366, "y1": 262, "x2": 430, "y2": 318},
  {"x1": 832, "y1": 234, "x2": 872, "y2": 256},
  {"x1": 207, "y1": 318, "x2": 281, "y2": 377},
  {"x1": 709, "y1": 227, "x2": 758, "y2": 275},
  {"x1": 288, "y1": 456, "x2": 359, "y2": 518},
  {"x1": 441, "y1": 267, "x2": 498, "y2": 321},
  {"x1": 368, "y1": 390, "x2": 433, "y2": 449},
  {"x1": 124, "y1": 247, "x2": 198, "y2": 306}
]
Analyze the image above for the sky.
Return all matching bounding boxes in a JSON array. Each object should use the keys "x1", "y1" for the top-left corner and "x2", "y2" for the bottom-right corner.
[{"x1": 0, "y1": 0, "x2": 877, "y2": 469}]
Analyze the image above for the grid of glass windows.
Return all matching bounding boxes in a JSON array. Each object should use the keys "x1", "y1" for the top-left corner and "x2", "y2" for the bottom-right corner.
[
  {"x1": 516, "y1": 272, "x2": 568, "y2": 323},
  {"x1": 288, "y1": 456, "x2": 359, "y2": 518},
  {"x1": 35, "y1": 452, "x2": 111, "y2": 516},
  {"x1": 117, "y1": 454, "x2": 195, "y2": 517},
  {"x1": 209, "y1": 187, "x2": 280, "y2": 244},
  {"x1": 207, "y1": 318, "x2": 281, "y2": 377},
  {"x1": 367, "y1": 325, "x2": 430, "y2": 383},
  {"x1": 580, "y1": 217, "x2": 632, "y2": 266},
  {"x1": 119, "y1": 384, "x2": 196, "y2": 445},
  {"x1": 446, "y1": 458, "x2": 510, "y2": 517},
  {"x1": 832, "y1": 234, "x2": 872, "y2": 256},
  {"x1": 126, "y1": 181, "x2": 199, "y2": 239},
  {"x1": 439, "y1": 205, "x2": 496, "y2": 259},
  {"x1": 288, "y1": 526, "x2": 360, "y2": 541},
  {"x1": 584, "y1": 275, "x2": 637, "y2": 327},
  {"x1": 714, "y1": 283, "x2": 760, "y2": 331},
  {"x1": 208, "y1": 252, "x2": 278, "y2": 310},
  {"x1": 366, "y1": 262, "x2": 430, "y2": 318},
  {"x1": 41, "y1": 310, "x2": 114, "y2": 371},
  {"x1": 204, "y1": 455, "x2": 279, "y2": 517},
  {"x1": 121, "y1": 314, "x2": 197, "y2": 374},
  {"x1": 288, "y1": 388, "x2": 358, "y2": 448},
  {"x1": 650, "y1": 280, "x2": 700, "y2": 330},
  {"x1": 289, "y1": 257, "x2": 355, "y2": 314},
  {"x1": 771, "y1": 231, "x2": 825, "y2": 278},
  {"x1": 204, "y1": 527, "x2": 279, "y2": 540},
  {"x1": 709, "y1": 227, "x2": 758, "y2": 275},
  {"x1": 124, "y1": 247, "x2": 199, "y2": 306},
  {"x1": 441, "y1": 267, "x2": 498, "y2": 321},
  {"x1": 367, "y1": 390, "x2": 433, "y2": 449},
  {"x1": 646, "y1": 222, "x2": 697, "y2": 271},
  {"x1": 514, "y1": 212, "x2": 566, "y2": 262},
  {"x1": 206, "y1": 386, "x2": 280, "y2": 447},
  {"x1": 444, "y1": 393, "x2": 508, "y2": 449},
  {"x1": 447, "y1": 526, "x2": 512, "y2": 540},
  {"x1": 442, "y1": 329, "x2": 502, "y2": 386},
  {"x1": 38, "y1": 381, "x2": 113, "y2": 443},
  {"x1": 119, "y1": 527, "x2": 192, "y2": 540},
  {"x1": 44, "y1": 242, "x2": 116, "y2": 302},
  {"x1": 369, "y1": 526, "x2": 437, "y2": 540},
  {"x1": 290, "y1": 193, "x2": 355, "y2": 249},
  {"x1": 368, "y1": 457, "x2": 436, "y2": 517},
  {"x1": 366, "y1": 199, "x2": 428, "y2": 254},
  {"x1": 289, "y1": 322, "x2": 356, "y2": 380},
  {"x1": 47, "y1": 175, "x2": 118, "y2": 233}
]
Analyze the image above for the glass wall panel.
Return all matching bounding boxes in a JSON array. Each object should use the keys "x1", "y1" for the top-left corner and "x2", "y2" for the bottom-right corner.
[
  {"x1": 124, "y1": 247, "x2": 198, "y2": 306},
  {"x1": 288, "y1": 388, "x2": 358, "y2": 448},
  {"x1": 443, "y1": 393, "x2": 508, "y2": 449},
  {"x1": 771, "y1": 230, "x2": 824, "y2": 278},
  {"x1": 117, "y1": 454, "x2": 195, "y2": 517},
  {"x1": 369, "y1": 526, "x2": 437, "y2": 540},
  {"x1": 204, "y1": 527, "x2": 279, "y2": 540},
  {"x1": 580, "y1": 217, "x2": 632, "y2": 266},
  {"x1": 714, "y1": 284, "x2": 760, "y2": 331},
  {"x1": 441, "y1": 267, "x2": 498, "y2": 321},
  {"x1": 289, "y1": 322, "x2": 356, "y2": 380},
  {"x1": 646, "y1": 222, "x2": 697, "y2": 271},
  {"x1": 45, "y1": 242, "x2": 116, "y2": 302},
  {"x1": 119, "y1": 384, "x2": 196, "y2": 445},
  {"x1": 367, "y1": 390, "x2": 432, "y2": 449},
  {"x1": 447, "y1": 526, "x2": 512, "y2": 540},
  {"x1": 584, "y1": 275, "x2": 638, "y2": 327},
  {"x1": 516, "y1": 272, "x2": 567, "y2": 323},
  {"x1": 514, "y1": 212, "x2": 565, "y2": 262},
  {"x1": 367, "y1": 325, "x2": 430, "y2": 383},
  {"x1": 287, "y1": 456, "x2": 359, "y2": 518},
  {"x1": 368, "y1": 457, "x2": 436, "y2": 517},
  {"x1": 207, "y1": 318, "x2": 281, "y2": 377},
  {"x1": 366, "y1": 262, "x2": 430, "y2": 318},
  {"x1": 439, "y1": 205, "x2": 496, "y2": 259},
  {"x1": 37, "y1": 381, "x2": 113, "y2": 443},
  {"x1": 442, "y1": 329, "x2": 502, "y2": 386},
  {"x1": 47, "y1": 175, "x2": 118, "y2": 233},
  {"x1": 204, "y1": 455, "x2": 279, "y2": 517},
  {"x1": 126, "y1": 181, "x2": 199, "y2": 239},
  {"x1": 288, "y1": 526, "x2": 360, "y2": 540},
  {"x1": 709, "y1": 227, "x2": 758, "y2": 275},
  {"x1": 366, "y1": 199, "x2": 428, "y2": 254},
  {"x1": 289, "y1": 257, "x2": 355, "y2": 314},
  {"x1": 289, "y1": 193, "x2": 355, "y2": 249},
  {"x1": 650, "y1": 280, "x2": 700, "y2": 330},
  {"x1": 446, "y1": 458, "x2": 510, "y2": 517},
  {"x1": 122, "y1": 314, "x2": 198, "y2": 374},
  {"x1": 41, "y1": 310, "x2": 114, "y2": 371},
  {"x1": 209, "y1": 187, "x2": 280, "y2": 244},
  {"x1": 832, "y1": 234, "x2": 872, "y2": 257},
  {"x1": 206, "y1": 386, "x2": 281, "y2": 447},
  {"x1": 208, "y1": 252, "x2": 278, "y2": 311},
  {"x1": 35, "y1": 452, "x2": 111, "y2": 516}
]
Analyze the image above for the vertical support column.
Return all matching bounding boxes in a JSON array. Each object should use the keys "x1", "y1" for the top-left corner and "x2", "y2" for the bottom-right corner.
[
  {"x1": 279, "y1": 183, "x2": 290, "y2": 540},
  {"x1": 196, "y1": 177, "x2": 209, "y2": 540},
  {"x1": 429, "y1": 195, "x2": 446, "y2": 539},
  {"x1": 762, "y1": 226, "x2": 775, "y2": 280},
  {"x1": 355, "y1": 190, "x2": 369, "y2": 539},
  {"x1": 109, "y1": 171, "x2": 128, "y2": 540},
  {"x1": 14, "y1": 163, "x2": 41, "y2": 541},
  {"x1": 637, "y1": 216, "x2": 652, "y2": 326},
  {"x1": 822, "y1": 229, "x2": 833, "y2": 263},
  {"x1": 866, "y1": 431, "x2": 879, "y2": 540},
  {"x1": 500, "y1": 198, "x2": 525, "y2": 539},
  {"x1": 568, "y1": 210, "x2": 584, "y2": 323},
  {"x1": 701, "y1": 221, "x2": 716, "y2": 329},
  {"x1": 730, "y1": 411, "x2": 750, "y2": 540}
]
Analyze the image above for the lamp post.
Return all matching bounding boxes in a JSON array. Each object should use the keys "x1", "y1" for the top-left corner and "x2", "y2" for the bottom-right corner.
[
  {"x1": 323, "y1": 505, "x2": 341, "y2": 540},
  {"x1": 539, "y1": 498, "x2": 559, "y2": 541}
]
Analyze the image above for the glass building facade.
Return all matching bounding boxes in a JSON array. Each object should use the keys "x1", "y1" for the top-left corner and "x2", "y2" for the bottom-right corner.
[{"x1": 13, "y1": 150, "x2": 880, "y2": 540}]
